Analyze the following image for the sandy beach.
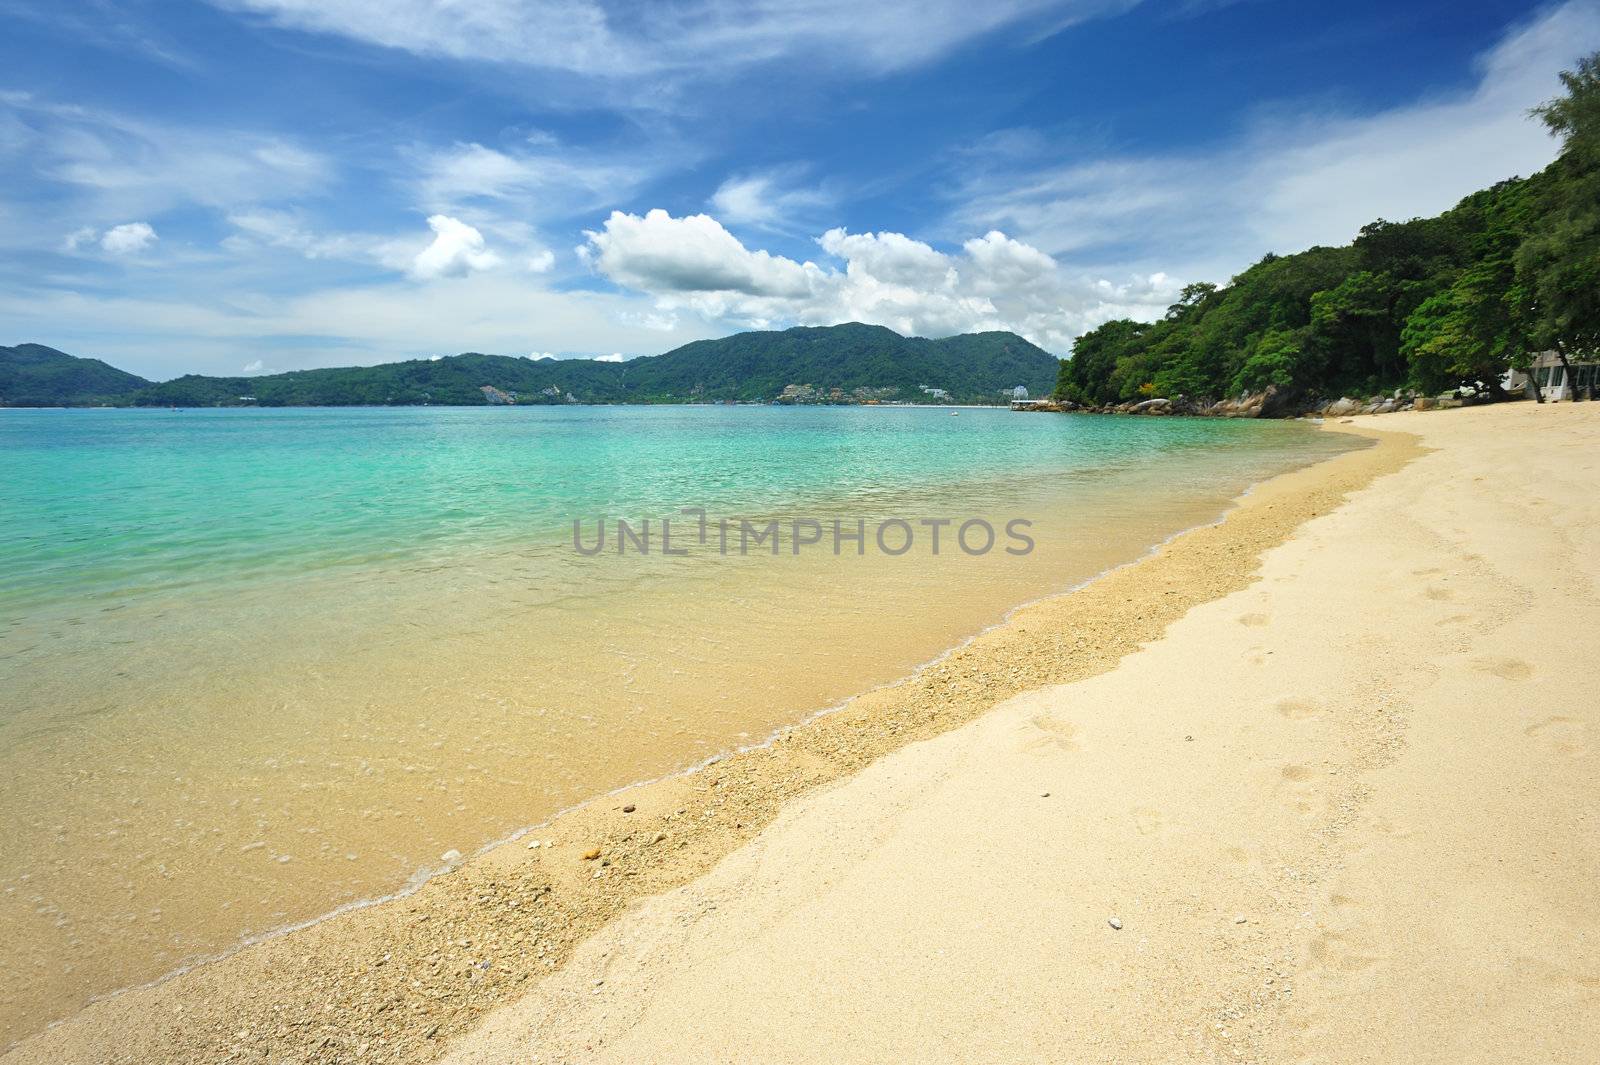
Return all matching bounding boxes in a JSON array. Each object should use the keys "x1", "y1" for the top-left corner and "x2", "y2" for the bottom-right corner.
[
  {"x1": 438, "y1": 402, "x2": 1599, "y2": 1064},
  {"x1": 9, "y1": 402, "x2": 1597, "y2": 1064}
]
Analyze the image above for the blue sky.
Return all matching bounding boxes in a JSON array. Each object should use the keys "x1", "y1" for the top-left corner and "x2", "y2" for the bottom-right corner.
[{"x1": 2, "y1": 0, "x2": 1597, "y2": 379}]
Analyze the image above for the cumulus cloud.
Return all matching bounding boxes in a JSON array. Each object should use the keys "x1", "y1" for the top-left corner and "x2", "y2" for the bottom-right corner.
[
  {"x1": 241, "y1": 359, "x2": 265, "y2": 373},
  {"x1": 409, "y1": 214, "x2": 500, "y2": 280},
  {"x1": 582, "y1": 209, "x2": 819, "y2": 298},
  {"x1": 949, "y1": 1, "x2": 1600, "y2": 282},
  {"x1": 592, "y1": 352, "x2": 625, "y2": 362},
  {"x1": 526, "y1": 249, "x2": 556, "y2": 272},
  {"x1": 65, "y1": 221, "x2": 159, "y2": 254},
  {"x1": 581, "y1": 209, "x2": 1176, "y2": 351}
]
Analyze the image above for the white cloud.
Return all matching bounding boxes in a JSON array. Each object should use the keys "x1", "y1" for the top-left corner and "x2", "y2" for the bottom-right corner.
[
  {"x1": 227, "y1": 211, "x2": 506, "y2": 281},
  {"x1": 0, "y1": 271, "x2": 727, "y2": 380},
  {"x1": 63, "y1": 225, "x2": 98, "y2": 251},
  {"x1": 411, "y1": 141, "x2": 650, "y2": 217},
  {"x1": 63, "y1": 221, "x2": 159, "y2": 255},
  {"x1": 100, "y1": 221, "x2": 158, "y2": 254},
  {"x1": 409, "y1": 214, "x2": 500, "y2": 280},
  {"x1": 2, "y1": 94, "x2": 330, "y2": 224},
  {"x1": 581, "y1": 209, "x2": 1176, "y2": 350},
  {"x1": 582, "y1": 209, "x2": 820, "y2": 298},
  {"x1": 227, "y1": 210, "x2": 397, "y2": 262},
  {"x1": 592, "y1": 352, "x2": 625, "y2": 362},
  {"x1": 211, "y1": 1, "x2": 1137, "y2": 81},
  {"x1": 526, "y1": 249, "x2": 556, "y2": 272},
  {"x1": 709, "y1": 170, "x2": 831, "y2": 231},
  {"x1": 242, "y1": 359, "x2": 265, "y2": 373},
  {"x1": 948, "y1": 1, "x2": 1600, "y2": 282}
]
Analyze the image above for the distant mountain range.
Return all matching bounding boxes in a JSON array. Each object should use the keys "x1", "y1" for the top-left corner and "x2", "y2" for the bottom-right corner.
[{"x1": 0, "y1": 325, "x2": 1058, "y2": 408}]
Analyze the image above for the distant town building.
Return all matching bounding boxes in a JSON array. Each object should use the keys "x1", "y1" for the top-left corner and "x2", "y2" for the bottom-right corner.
[{"x1": 919, "y1": 385, "x2": 950, "y2": 400}]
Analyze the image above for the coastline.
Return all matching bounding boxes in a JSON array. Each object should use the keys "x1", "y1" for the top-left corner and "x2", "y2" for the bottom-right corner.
[
  {"x1": 4, "y1": 419, "x2": 1415, "y2": 1065},
  {"x1": 439, "y1": 402, "x2": 1599, "y2": 1064}
]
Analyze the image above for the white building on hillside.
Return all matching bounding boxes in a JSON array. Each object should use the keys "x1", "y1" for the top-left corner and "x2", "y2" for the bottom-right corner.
[{"x1": 1506, "y1": 351, "x2": 1598, "y2": 401}]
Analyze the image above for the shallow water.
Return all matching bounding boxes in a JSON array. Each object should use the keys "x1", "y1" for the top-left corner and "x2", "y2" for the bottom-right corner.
[{"x1": 0, "y1": 405, "x2": 1355, "y2": 1042}]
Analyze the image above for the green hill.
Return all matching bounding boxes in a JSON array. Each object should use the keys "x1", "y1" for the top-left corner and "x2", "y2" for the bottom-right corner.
[
  {"x1": 3, "y1": 324, "x2": 1058, "y2": 407},
  {"x1": 0, "y1": 344, "x2": 152, "y2": 407},
  {"x1": 1055, "y1": 51, "x2": 1600, "y2": 408}
]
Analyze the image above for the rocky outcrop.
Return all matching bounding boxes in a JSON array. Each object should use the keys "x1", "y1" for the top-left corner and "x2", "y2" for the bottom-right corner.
[{"x1": 1033, "y1": 383, "x2": 1504, "y2": 419}]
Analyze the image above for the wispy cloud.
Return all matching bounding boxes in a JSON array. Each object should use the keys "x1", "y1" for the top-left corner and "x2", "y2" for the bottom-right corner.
[
  {"x1": 947, "y1": 2, "x2": 1600, "y2": 281},
  {"x1": 0, "y1": 91, "x2": 331, "y2": 247},
  {"x1": 210, "y1": 0, "x2": 1141, "y2": 81},
  {"x1": 709, "y1": 168, "x2": 833, "y2": 233}
]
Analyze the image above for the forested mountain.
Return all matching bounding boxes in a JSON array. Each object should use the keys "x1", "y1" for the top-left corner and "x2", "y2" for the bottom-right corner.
[
  {"x1": 1, "y1": 324, "x2": 1057, "y2": 407},
  {"x1": 1056, "y1": 52, "x2": 1600, "y2": 408},
  {"x1": 0, "y1": 344, "x2": 152, "y2": 407}
]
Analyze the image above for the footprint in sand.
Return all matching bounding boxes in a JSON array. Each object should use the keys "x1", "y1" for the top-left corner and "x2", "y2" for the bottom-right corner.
[
  {"x1": 1525, "y1": 716, "x2": 1590, "y2": 757},
  {"x1": 1471, "y1": 657, "x2": 1534, "y2": 681},
  {"x1": 1238, "y1": 612, "x2": 1269, "y2": 628},
  {"x1": 1021, "y1": 715, "x2": 1081, "y2": 754},
  {"x1": 1368, "y1": 815, "x2": 1418, "y2": 839},
  {"x1": 1307, "y1": 930, "x2": 1384, "y2": 974},
  {"x1": 1278, "y1": 765, "x2": 1322, "y2": 817},
  {"x1": 1276, "y1": 698, "x2": 1321, "y2": 721},
  {"x1": 1132, "y1": 806, "x2": 1165, "y2": 836}
]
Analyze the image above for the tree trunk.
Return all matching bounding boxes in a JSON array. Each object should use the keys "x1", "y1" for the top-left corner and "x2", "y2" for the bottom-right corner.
[
  {"x1": 1528, "y1": 367, "x2": 1545, "y2": 403},
  {"x1": 1555, "y1": 344, "x2": 1579, "y2": 402}
]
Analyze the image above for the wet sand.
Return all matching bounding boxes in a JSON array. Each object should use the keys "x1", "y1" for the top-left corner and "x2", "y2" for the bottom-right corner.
[{"x1": 5, "y1": 413, "x2": 1429, "y2": 1064}]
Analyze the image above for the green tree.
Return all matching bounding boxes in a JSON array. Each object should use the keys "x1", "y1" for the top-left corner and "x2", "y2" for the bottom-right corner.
[{"x1": 1520, "y1": 50, "x2": 1600, "y2": 398}]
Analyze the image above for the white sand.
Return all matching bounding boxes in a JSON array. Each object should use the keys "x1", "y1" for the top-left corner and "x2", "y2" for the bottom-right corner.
[{"x1": 442, "y1": 403, "x2": 1600, "y2": 1064}]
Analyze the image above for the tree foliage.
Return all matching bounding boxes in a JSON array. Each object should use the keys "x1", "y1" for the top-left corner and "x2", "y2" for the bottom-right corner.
[{"x1": 1056, "y1": 52, "x2": 1600, "y2": 404}]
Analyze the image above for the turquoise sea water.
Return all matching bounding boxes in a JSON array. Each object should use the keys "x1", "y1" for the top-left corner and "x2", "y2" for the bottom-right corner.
[
  {"x1": 0, "y1": 405, "x2": 1356, "y2": 1042},
  {"x1": 4, "y1": 406, "x2": 1345, "y2": 614}
]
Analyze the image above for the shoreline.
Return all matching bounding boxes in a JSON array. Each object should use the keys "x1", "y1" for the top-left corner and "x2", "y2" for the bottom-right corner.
[
  {"x1": 438, "y1": 402, "x2": 1599, "y2": 1065},
  {"x1": 5, "y1": 420, "x2": 1415, "y2": 1065}
]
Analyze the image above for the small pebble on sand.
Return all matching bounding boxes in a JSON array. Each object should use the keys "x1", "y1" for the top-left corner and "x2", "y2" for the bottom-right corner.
[
  {"x1": 1108, "y1": 917, "x2": 1123, "y2": 930},
  {"x1": 622, "y1": 804, "x2": 636, "y2": 813},
  {"x1": 582, "y1": 847, "x2": 602, "y2": 861},
  {"x1": 1234, "y1": 915, "x2": 1248, "y2": 924}
]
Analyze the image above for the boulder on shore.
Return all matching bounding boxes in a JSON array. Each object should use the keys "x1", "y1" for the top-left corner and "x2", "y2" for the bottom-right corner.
[{"x1": 1131, "y1": 398, "x2": 1172, "y2": 414}]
